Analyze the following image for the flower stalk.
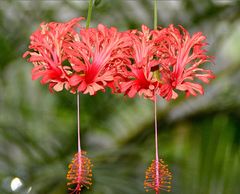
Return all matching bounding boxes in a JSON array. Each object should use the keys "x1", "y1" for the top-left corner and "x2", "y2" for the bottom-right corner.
[
  {"x1": 86, "y1": 0, "x2": 93, "y2": 28},
  {"x1": 77, "y1": 0, "x2": 93, "y2": 154},
  {"x1": 154, "y1": 0, "x2": 158, "y2": 30},
  {"x1": 154, "y1": 0, "x2": 159, "y2": 174},
  {"x1": 68, "y1": 0, "x2": 94, "y2": 193},
  {"x1": 144, "y1": 1, "x2": 173, "y2": 193}
]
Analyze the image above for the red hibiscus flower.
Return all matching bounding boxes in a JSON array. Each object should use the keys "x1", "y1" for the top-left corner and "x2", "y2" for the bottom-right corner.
[
  {"x1": 66, "y1": 24, "x2": 131, "y2": 95},
  {"x1": 154, "y1": 25, "x2": 215, "y2": 100},
  {"x1": 118, "y1": 25, "x2": 160, "y2": 100},
  {"x1": 23, "y1": 17, "x2": 83, "y2": 92},
  {"x1": 119, "y1": 24, "x2": 215, "y2": 101}
]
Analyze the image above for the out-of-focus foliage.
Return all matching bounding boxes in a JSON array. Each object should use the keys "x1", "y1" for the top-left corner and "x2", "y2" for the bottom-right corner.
[{"x1": 0, "y1": 0, "x2": 240, "y2": 194}]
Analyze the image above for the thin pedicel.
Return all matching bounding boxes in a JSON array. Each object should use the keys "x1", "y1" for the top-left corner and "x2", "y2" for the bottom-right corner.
[
  {"x1": 66, "y1": 93, "x2": 93, "y2": 194},
  {"x1": 144, "y1": 95, "x2": 172, "y2": 193}
]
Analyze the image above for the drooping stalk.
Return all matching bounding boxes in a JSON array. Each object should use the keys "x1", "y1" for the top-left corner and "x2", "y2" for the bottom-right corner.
[
  {"x1": 154, "y1": 0, "x2": 158, "y2": 30},
  {"x1": 77, "y1": 92, "x2": 81, "y2": 153},
  {"x1": 153, "y1": 0, "x2": 159, "y2": 163},
  {"x1": 143, "y1": 1, "x2": 173, "y2": 192},
  {"x1": 86, "y1": 0, "x2": 93, "y2": 28},
  {"x1": 154, "y1": 94, "x2": 159, "y2": 185},
  {"x1": 154, "y1": 1, "x2": 159, "y2": 194},
  {"x1": 77, "y1": 0, "x2": 93, "y2": 153},
  {"x1": 68, "y1": 1, "x2": 94, "y2": 192}
]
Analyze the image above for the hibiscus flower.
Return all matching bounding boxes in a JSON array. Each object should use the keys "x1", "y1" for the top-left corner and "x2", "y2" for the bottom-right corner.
[
  {"x1": 118, "y1": 25, "x2": 160, "y2": 100},
  {"x1": 67, "y1": 24, "x2": 131, "y2": 95},
  {"x1": 154, "y1": 25, "x2": 215, "y2": 100},
  {"x1": 23, "y1": 17, "x2": 83, "y2": 92},
  {"x1": 119, "y1": 24, "x2": 214, "y2": 101}
]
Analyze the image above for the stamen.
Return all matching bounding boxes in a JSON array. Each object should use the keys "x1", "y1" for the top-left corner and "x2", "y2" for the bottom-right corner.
[
  {"x1": 144, "y1": 159, "x2": 172, "y2": 193},
  {"x1": 67, "y1": 151, "x2": 93, "y2": 193}
]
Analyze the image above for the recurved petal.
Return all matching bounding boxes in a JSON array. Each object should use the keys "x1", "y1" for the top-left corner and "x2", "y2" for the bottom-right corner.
[{"x1": 177, "y1": 82, "x2": 204, "y2": 95}]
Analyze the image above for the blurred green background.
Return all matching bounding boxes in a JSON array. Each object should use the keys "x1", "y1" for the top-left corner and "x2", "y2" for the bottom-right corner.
[{"x1": 0, "y1": 0, "x2": 240, "y2": 194}]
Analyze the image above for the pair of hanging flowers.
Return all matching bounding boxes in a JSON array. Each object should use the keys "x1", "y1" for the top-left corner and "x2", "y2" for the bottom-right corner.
[
  {"x1": 23, "y1": 16, "x2": 215, "y2": 194},
  {"x1": 23, "y1": 17, "x2": 214, "y2": 101}
]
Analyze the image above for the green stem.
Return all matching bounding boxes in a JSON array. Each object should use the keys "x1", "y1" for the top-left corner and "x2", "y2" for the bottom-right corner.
[
  {"x1": 86, "y1": 0, "x2": 93, "y2": 28},
  {"x1": 154, "y1": 0, "x2": 158, "y2": 29}
]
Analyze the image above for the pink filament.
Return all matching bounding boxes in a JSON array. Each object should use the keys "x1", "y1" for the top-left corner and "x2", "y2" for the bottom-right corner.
[
  {"x1": 77, "y1": 92, "x2": 81, "y2": 152},
  {"x1": 154, "y1": 94, "x2": 160, "y2": 192}
]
